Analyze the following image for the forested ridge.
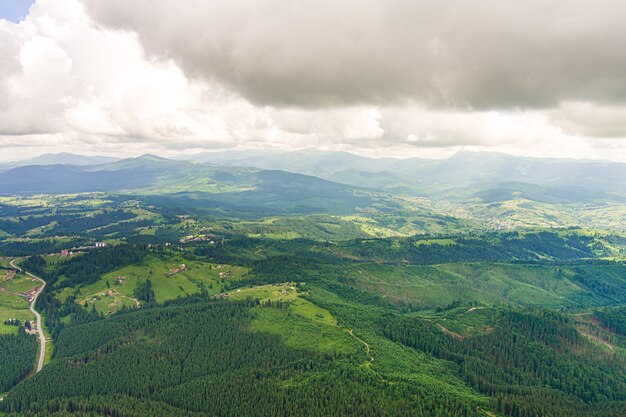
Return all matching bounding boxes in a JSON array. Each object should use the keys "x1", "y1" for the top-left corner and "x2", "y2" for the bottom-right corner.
[{"x1": 335, "y1": 231, "x2": 604, "y2": 264}]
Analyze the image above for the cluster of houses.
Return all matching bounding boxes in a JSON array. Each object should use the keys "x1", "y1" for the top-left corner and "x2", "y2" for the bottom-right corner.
[
  {"x1": 213, "y1": 265, "x2": 234, "y2": 280},
  {"x1": 218, "y1": 271, "x2": 234, "y2": 279},
  {"x1": 168, "y1": 264, "x2": 188, "y2": 275},
  {"x1": 48, "y1": 242, "x2": 108, "y2": 258},
  {"x1": 73, "y1": 242, "x2": 108, "y2": 251},
  {"x1": 21, "y1": 287, "x2": 39, "y2": 303},
  {"x1": 181, "y1": 235, "x2": 215, "y2": 244},
  {"x1": 3, "y1": 318, "x2": 36, "y2": 335},
  {"x1": 3, "y1": 269, "x2": 16, "y2": 281},
  {"x1": 89, "y1": 289, "x2": 121, "y2": 304},
  {"x1": 47, "y1": 249, "x2": 76, "y2": 258}
]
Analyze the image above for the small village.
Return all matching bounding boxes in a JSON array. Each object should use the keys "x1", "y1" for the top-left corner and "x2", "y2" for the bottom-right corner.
[
  {"x1": 2, "y1": 267, "x2": 40, "y2": 302},
  {"x1": 46, "y1": 242, "x2": 108, "y2": 258},
  {"x1": 181, "y1": 234, "x2": 216, "y2": 244}
]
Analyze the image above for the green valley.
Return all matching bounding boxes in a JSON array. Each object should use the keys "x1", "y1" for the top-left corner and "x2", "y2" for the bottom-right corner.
[{"x1": 0, "y1": 152, "x2": 625, "y2": 416}]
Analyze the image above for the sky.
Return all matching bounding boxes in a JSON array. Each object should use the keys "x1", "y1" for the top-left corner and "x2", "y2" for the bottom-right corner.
[
  {"x1": 0, "y1": 0, "x2": 33, "y2": 23},
  {"x1": 1, "y1": 0, "x2": 626, "y2": 162}
]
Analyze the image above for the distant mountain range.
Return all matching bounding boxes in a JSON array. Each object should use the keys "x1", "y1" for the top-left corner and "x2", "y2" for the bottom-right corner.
[
  {"x1": 1, "y1": 151, "x2": 625, "y2": 206},
  {"x1": 0, "y1": 153, "x2": 119, "y2": 172},
  {"x1": 0, "y1": 154, "x2": 373, "y2": 216},
  {"x1": 185, "y1": 150, "x2": 626, "y2": 200}
]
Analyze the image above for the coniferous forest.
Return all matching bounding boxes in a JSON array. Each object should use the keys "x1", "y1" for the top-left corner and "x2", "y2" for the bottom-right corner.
[{"x1": 0, "y1": 331, "x2": 37, "y2": 393}]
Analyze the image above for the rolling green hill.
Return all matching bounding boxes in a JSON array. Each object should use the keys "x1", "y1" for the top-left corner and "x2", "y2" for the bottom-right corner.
[{"x1": 0, "y1": 156, "x2": 377, "y2": 216}]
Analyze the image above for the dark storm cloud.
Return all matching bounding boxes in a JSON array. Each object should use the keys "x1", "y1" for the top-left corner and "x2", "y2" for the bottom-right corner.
[{"x1": 84, "y1": 0, "x2": 626, "y2": 109}]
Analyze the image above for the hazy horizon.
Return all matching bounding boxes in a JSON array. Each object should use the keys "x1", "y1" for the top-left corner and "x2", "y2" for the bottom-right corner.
[
  {"x1": 1, "y1": 148, "x2": 625, "y2": 165},
  {"x1": 2, "y1": 1, "x2": 626, "y2": 162}
]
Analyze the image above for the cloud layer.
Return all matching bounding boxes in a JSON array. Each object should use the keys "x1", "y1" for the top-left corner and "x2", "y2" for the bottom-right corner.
[
  {"x1": 0, "y1": 0, "x2": 625, "y2": 161},
  {"x1": 85, "y1": 0, "x2": 626, "y2": 109}
]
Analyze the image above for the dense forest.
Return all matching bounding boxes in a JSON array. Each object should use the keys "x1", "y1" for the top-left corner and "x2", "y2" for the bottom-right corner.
[
  {"x1": 1, "y1": 300, "x2": 482, "y2": 417},
  {"x1": 1, "y1": 297, "x2": 625, "y2": 417},
  {"x1": 595, "y1": 306, "x2": 626, "y2": 336},
  {"x1": 382, "y1": 309, "x2": 626, "y2": 415},
  {"x1": 0, "y1": 330, "x2": 38, "y2": 393}
]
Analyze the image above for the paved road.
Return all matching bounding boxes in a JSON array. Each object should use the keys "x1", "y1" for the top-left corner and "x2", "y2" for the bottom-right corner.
[{"x1": 10, "y1": 259, "x2": 46, "y2": 373}]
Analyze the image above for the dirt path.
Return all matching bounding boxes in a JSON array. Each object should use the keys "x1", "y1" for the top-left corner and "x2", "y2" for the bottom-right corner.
[
  {"x1": 436, "y1": 323, "x2": 464, "y2": 339},
  {"x1": 10, "y1": 259, "x2": 47, "y2": 373},
  {"x1": 347, "y1": 329, "x2": 374, "y2": 363},
  {"x1": 478, "y1": 408, "x2": 498, "y2": 417},
  {"x1": 464, "y1": 306, "x2": 485, "y2": 314},
  {"x1": 578, "y1": 328, "x2": 615, "y2": 352}
]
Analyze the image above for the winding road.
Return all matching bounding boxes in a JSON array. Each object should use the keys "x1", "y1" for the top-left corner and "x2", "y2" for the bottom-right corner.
[{"x1": 10, "y1": 259, "x2": 47, "y2": 373}]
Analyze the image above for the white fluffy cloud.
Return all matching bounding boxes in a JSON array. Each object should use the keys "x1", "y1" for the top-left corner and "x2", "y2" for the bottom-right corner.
[{"x1": 0, "y1": 0, "x2": 625, "y2": 162}]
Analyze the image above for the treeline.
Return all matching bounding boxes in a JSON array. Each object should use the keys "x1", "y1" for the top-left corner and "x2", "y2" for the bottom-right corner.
[
  {"x1": 134, "y1": 279, "x2": 155, "y2": 304},
  {"x1": 0, "y1": 203, "x2": 24, "y2": 218},
  {"x1": 87, "y1": 219, "x2": 153, "y2": 238},
  {"x1": 0, "y1": 210, "x2": 136, "y2": 238},
  {"x1": 0, "y1": 330, "x2": 38, "y2": 392},
  {"x1": 0, "y1": 239, "x2": 88, "y2": 257},
  {"x1": 570, "y1": 266, "x2": 626, "y2": 305},
  {"x1": 193, "y1": 230, "x2": 614, "y2": 277},
  {"x1": 193, "y1": 237, "x2": 262, "y2": 265},
  {"x1": 0, "y1": 216, "x2": 63, "y2": 236},
  {"x1": 382, "y1": 308, "x2": 626, "y2": 416},
  {"x1": 228, "y1": 215, "x2": 370, "y2": 241},
  {"x1": 337, "y1": 231, "x2": 601, "y2": 265},
  {"x1": 45, "y1": 210, "x2": 136, "y2": 237},
  {"x1": 34, "y1": 292, "x2": 102, "y2": 341}
]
